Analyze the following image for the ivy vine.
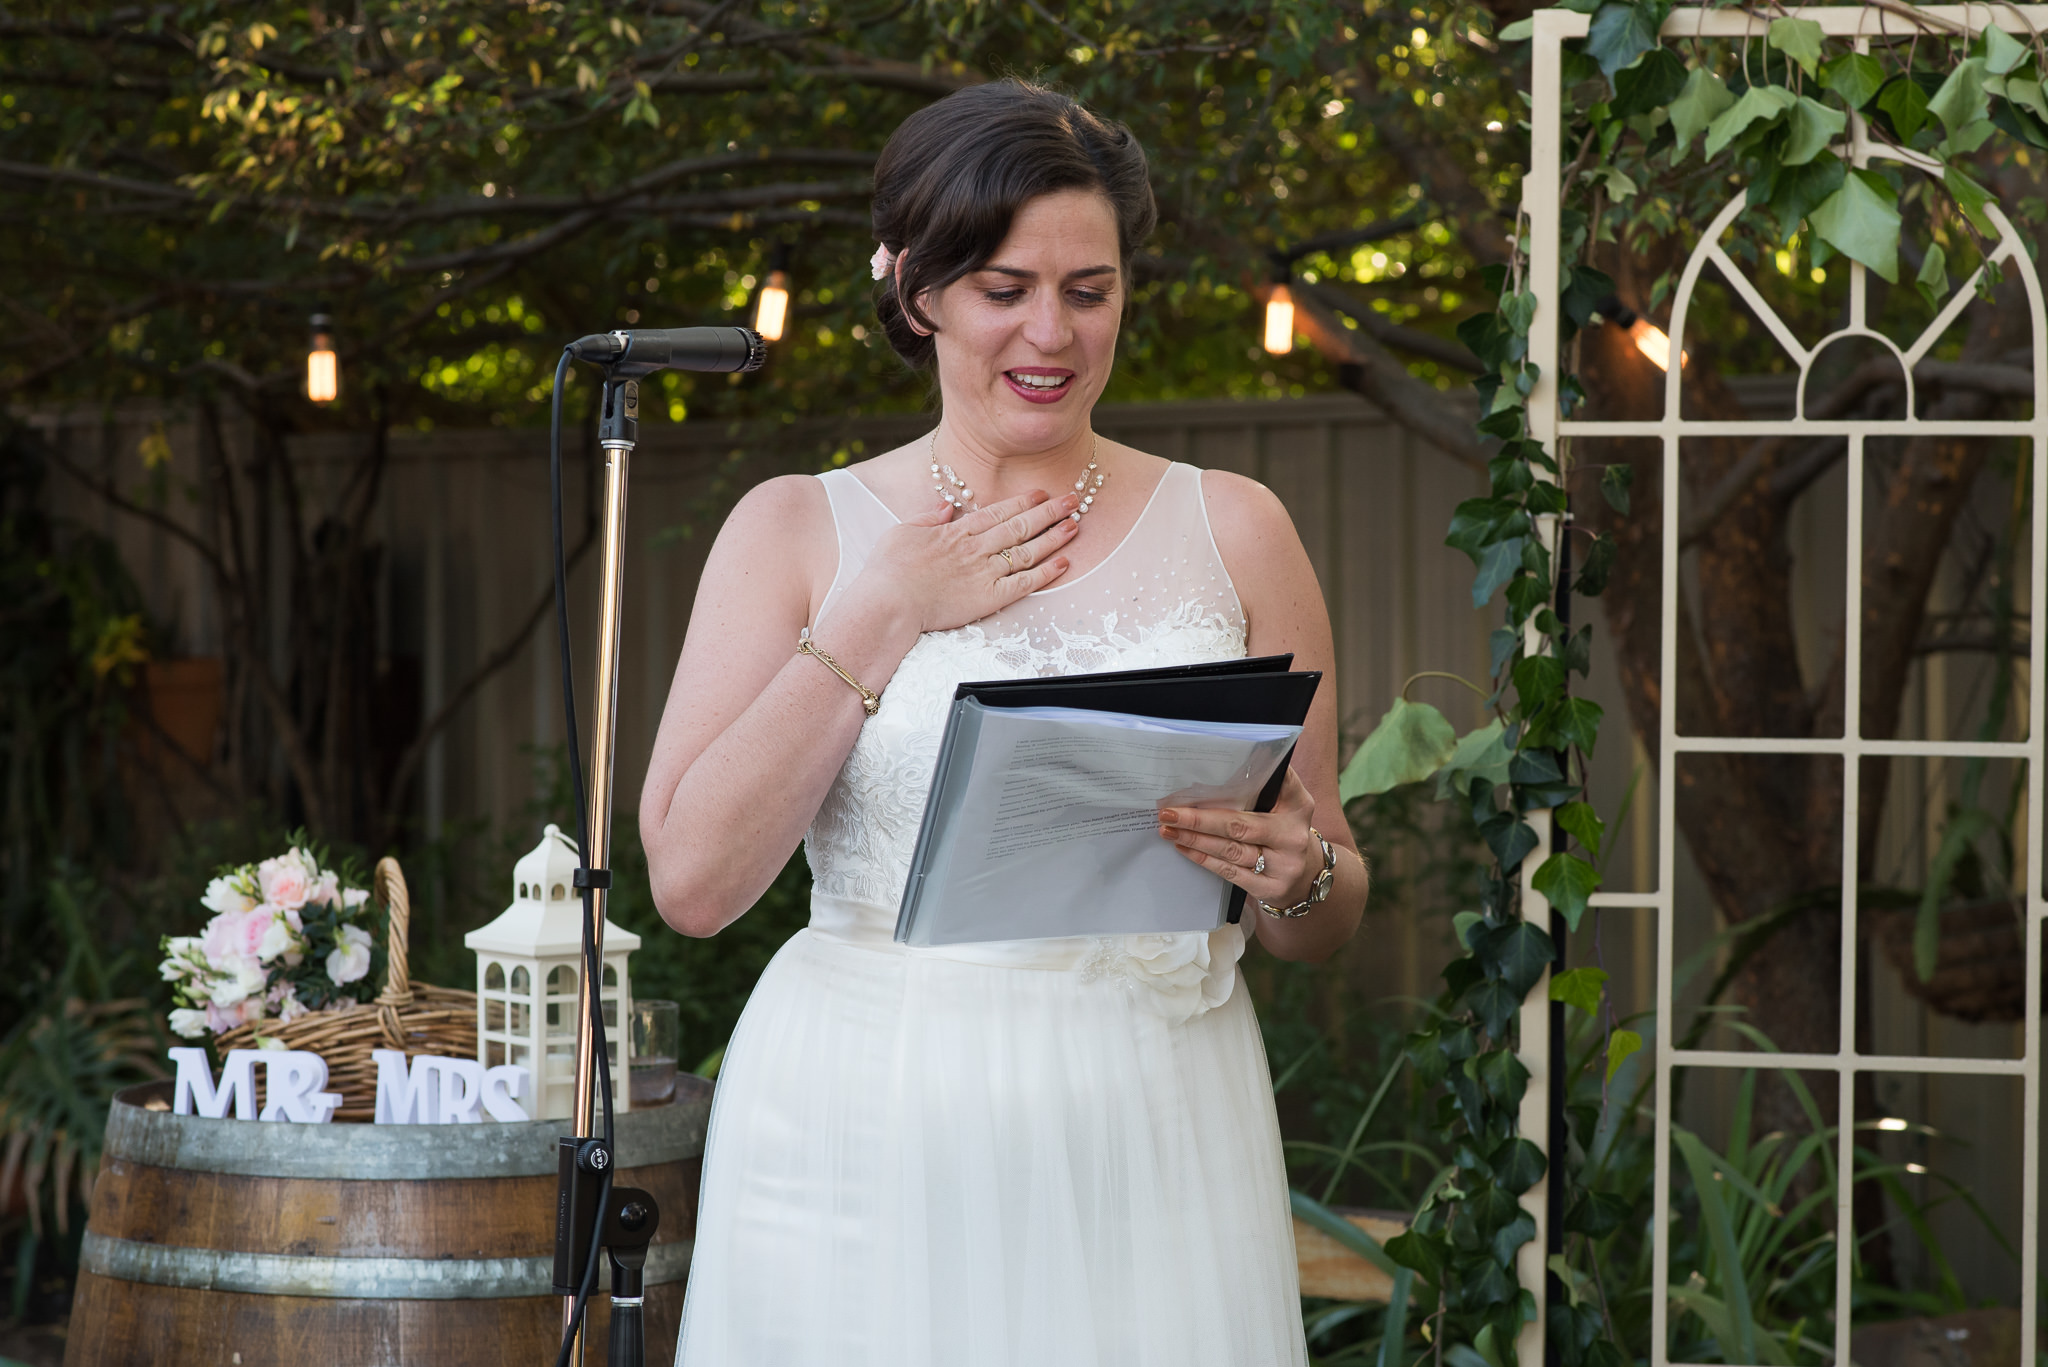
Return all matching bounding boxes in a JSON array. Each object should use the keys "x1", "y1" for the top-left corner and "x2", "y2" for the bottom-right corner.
[{"x1": 1336, "y1": 4, "x2": 2047, "y2": 1365}]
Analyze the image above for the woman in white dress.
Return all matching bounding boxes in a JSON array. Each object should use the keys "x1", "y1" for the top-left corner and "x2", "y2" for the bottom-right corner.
[{"x1": 641, "y1": 78, "x2": 1370, "y2": 1366}]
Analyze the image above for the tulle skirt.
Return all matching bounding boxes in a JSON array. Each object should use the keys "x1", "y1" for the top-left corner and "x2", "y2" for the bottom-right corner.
[{"x1": 675, "y1": 921, "x2": 1307, "y2": 1366}]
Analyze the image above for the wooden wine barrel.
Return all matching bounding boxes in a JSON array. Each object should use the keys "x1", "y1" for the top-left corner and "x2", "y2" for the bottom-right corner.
[{"x1": 65, "y1": 1074, "x2": 712, "y2": 1366}]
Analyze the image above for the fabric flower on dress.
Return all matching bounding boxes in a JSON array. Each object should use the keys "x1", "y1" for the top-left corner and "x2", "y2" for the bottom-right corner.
[{"x1": 1082, "y1": 927, "x2": 1242, "y2": 1025}]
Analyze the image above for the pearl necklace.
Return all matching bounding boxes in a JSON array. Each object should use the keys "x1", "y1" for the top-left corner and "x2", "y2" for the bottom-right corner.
[{"x1": 930, "y1": 429, "x2": 1106, "y2": 524}]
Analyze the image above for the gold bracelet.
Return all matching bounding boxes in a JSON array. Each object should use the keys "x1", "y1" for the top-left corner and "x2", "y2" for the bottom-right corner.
[{"x1": 797, "y1": 629, "x2": 880, "y2": 717}]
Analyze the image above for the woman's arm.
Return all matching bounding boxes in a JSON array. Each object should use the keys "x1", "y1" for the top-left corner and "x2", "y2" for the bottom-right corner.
[
  {"x1": 640, "y1": 473, "x2": 1080, "y2": 937},
  {"x1": 1157, "y1": 470, "x2": 1368, "y2": 963}
]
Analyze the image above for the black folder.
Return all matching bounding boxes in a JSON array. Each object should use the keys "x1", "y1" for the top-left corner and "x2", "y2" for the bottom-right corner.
[{"x1": 898, "y1": 655, "x2": 1321, "y2": 934}]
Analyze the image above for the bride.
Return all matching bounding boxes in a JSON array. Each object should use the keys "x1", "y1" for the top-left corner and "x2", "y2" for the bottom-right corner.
[{"x1": 641, "y1": 77, "x2": 1369, "y2": 1366}]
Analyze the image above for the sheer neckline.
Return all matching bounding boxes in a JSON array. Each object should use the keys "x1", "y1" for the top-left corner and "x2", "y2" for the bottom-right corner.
[{"x1": 842, "y1": 461, "x2": 1180, "y2": 599}]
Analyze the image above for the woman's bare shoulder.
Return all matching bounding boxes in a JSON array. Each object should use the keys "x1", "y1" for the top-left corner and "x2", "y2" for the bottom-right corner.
[
  {"x1": 696, "y1": 472, "x2": 834, "y2": 614},
  {"x1": 1197, "y1": 466, "x2": 1301, "y2": 569}
]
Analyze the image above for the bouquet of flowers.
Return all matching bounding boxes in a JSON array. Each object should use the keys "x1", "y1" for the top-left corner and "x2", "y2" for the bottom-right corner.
[{"x1": 160, "y1": 839, "x2": 384, "y2": 1039}]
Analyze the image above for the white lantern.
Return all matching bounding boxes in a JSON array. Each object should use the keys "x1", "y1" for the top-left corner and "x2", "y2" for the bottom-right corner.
[{"x1": 465, "y1": 823, "x2": 639, "y2": 1120}]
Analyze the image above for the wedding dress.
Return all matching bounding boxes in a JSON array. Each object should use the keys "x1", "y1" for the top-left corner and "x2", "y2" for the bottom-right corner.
[{"x1": 676, "y1": 461, "x2": 1308, "y2": 1366}]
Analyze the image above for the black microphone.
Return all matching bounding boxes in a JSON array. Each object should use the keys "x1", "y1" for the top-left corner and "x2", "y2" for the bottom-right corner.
[{"x1": 567, "y1": 327, "x2": 766, "y2": 376}]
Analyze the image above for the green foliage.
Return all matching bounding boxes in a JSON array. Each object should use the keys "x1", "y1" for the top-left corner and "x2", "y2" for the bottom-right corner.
[{"x1": 1341, "y1": 698, "x2": 1458, "y2": 801}]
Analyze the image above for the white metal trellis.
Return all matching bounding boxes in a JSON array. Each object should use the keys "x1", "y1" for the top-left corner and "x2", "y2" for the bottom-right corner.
[{"x1": 1517, "y1": 9, "x2": 2048, "y2": 1367}]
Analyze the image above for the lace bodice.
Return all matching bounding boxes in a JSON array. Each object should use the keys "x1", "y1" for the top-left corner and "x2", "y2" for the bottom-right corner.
[{"x1": 799, "y1": 460, "x2": 1252, "y2": 1018}]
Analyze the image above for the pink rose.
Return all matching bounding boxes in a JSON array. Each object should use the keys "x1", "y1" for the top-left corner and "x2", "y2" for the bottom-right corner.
[
  {"x1": 258, "y1": 852, "x2": 313, "y2": 911},
  {"x1": 310, "y1": 871, "x2": 339, "y2": 908},
  {"x1": 200, "y1": 908, "x2": 259, "y2": 966}
]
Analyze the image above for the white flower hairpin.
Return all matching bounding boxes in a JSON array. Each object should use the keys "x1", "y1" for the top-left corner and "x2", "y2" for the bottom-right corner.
[{"x1": 870, "y1": 242, "x2": 895, "y2": 280}]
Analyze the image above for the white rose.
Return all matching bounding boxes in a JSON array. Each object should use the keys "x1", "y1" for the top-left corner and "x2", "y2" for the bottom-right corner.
[
  {"x1": 201, "y1": 875, "x2": 256, "y2": 916},
  {"x1": 255, "y1": 914, "x2": 296, "y2": 964},
  {"x1": 209, "y1": 957, "x2": 268, "y2": 1008},
  {"x1": 342, "y1": 887, "x2": 369, "y2": 908},
  {"x1": 168, "y1": 1008, "x2": 210, "y2": 1039},
  {"x1": 326, "y1": 923, "x2": 373, "y2": 986}
]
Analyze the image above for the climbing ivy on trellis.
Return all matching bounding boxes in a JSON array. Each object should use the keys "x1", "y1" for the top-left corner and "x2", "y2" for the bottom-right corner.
[{"x1": 1337, "y1": 4, "x2": 2048, "y2": 1364}]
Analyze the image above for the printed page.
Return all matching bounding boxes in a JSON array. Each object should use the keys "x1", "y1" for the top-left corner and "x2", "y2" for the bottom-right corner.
[{"x1": 907, "y1": 702, "x2": 1300, "y2": 944}]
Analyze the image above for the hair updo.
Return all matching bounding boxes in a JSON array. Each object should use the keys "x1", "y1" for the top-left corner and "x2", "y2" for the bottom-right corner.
[{"x1": 870, "y1": 79, "x2": 1157, "y2": 370}]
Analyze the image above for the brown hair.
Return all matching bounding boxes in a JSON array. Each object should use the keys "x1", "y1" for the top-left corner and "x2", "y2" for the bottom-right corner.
[{"x1": 870, "y1": 79, "x2": 1157, "y2": 370}]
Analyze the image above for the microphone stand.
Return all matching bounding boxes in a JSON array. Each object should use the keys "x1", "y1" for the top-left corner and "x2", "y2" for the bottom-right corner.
[{"x1": 551, "y1": 327, "x2": 764, "y2": 1366}]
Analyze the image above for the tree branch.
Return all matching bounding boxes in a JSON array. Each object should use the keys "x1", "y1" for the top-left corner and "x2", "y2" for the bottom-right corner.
[
  {"x1": 1288, "y1": 281, "x2": 1488, "y2": 470},
  {"x1": 1302, "y1": 282, "x2": 1482, "y2": 372}
]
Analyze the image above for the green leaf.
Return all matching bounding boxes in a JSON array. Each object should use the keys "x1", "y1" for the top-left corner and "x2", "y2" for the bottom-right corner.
[
  {"x1": 1667, "y1": 66, "x2": 1735, "y2": 156},
  {"x1": 1484, "y1": 920, "x2": 1555, "y2": 996},
  {"x1": 1555, "y1": 800, "x2": 1605, "y2": 860},
  {"x1": 1480, "y1": 811, "x2": 1540, "y2": 873},
  {"x1": 1942, "y1": 116, "x2": 1996, "y2": 156},
  {"x1": 1490, "y1": 1136, "x2": 1548, "y2": 1194},
  {"x1": 1599, "y1": 462, "x2": 1633, "y2": 515},
  {"x1": 1704, "y1": 84, "x2": 1797, "y2": 159},
  {"x1": 1554, "y1": 696, "x2": 1604, "y2": 755},
  {"x1": 1435, "y1": 718, "x2": 1514, "y2": 800},
  {"x1": 1605, "y1": 1027, "x2": 1643, "y2": 1082},
  {"x1": 1877, "y1": 74, "x2": 1932, "y2": 141},
  {"x1": 1673, "y1": 1127, "x2": 1759, "y2": 1363},
  {"x1": 1820, "y1": 51, "x2": 1887, "y2": 109},
  {"x1": 1764, "y1": 155, "x2": 1846, "y2": 240},
  {"x1": 1982, "y1": 24, "x2": 2030, "y2": 76},
  {"x1": 1475, "y1": 1045, "x2": 1532, "y2": 1107},
  {"x1": 1453, "y1": 910, "x2": 1487, "y2": 951},
  {"x1": 1464, "y1": 976, "x2": 1523, "y2": 1037},
  {"x1": 1341, "y1": 697, "x2": 1458, "y2": 800},
  {"x1": 1782, "y1": 95, "x2": 1847, "y2": 165},
  {"x1": 1563, "y1": 1188, "x2": 1631, "y2": 1237},
  {"x1": 1498, "y1": 16, "x2": 1535, "y2": 41},
  {"x1": 1944, "y1": 163, "x2": 2000, "y2": 235},
  {"x1": 2000, "y1": 75, "x2": 2048, "y2": 123},
  {"x1": 1490, "y1": 1211, "x2": 1537, "y2": 1265},
  {"x1": 1916, "y1": 240, "x2": 1950, "y2": 310},
  {"x1": 1472, "y1": 537, "x2": 1526, "y2": 607},
  {"x1": 1549, "y1": 965, "x2": 1609, "y2": 1015},
  {"x1": 1385, "y1": 1227, "x2": 1450, "y2": 1284},
  {"x1": 1767, "y1": 17, "x2": 1824, "y2": 77},
  {"x1": 1512, "y1": 653, "x2": 1566, "y2": 711},
  {"x1": 1573, "y1": 535, "x2": 1617, "y2": 596},
  {"x1": 1584, "y1": 1, "x2": 1665, "y2": 82},
  {"x1": 1809, "y1": 170, "x2": 1902, "y2": 282},
  {"x1": 1531, "y1": 851, "x2": 1602, "y2": 931},
  {"x1": 1611, "y1": 47, "x2": 1687, "y2": 118},
  {"x1": 1561, "y1": 266, "x2": 1616, "y2": 329},
  {"x1": 1928, "y1": 57, "x2": 1989, "y2": 136}
]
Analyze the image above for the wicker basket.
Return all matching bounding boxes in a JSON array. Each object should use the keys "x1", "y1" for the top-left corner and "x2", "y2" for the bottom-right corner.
[{"x1": 216, "y1": 855, "x2": 476, "y2": 1122}]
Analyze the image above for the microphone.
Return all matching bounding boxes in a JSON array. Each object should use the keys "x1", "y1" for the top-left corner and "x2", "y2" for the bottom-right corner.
[{"x1": 567, "y1": 327, "x2": 766, "y2": 376}]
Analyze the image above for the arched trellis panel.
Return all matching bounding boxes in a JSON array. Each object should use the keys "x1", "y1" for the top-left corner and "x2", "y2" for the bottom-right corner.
[{"x1": 1518, "y1": 9, "x2": 2048, "y2": 1367}]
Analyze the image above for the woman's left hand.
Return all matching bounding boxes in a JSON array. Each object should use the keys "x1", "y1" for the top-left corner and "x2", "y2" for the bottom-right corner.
[{"x1": 1158, "y1": 767, "x2": 1325, "y2": 909}]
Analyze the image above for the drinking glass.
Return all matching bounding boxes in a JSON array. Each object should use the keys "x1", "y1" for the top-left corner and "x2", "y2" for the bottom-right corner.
[{"x1": 629, "y1": 999, "x2": 679, "y2": 1107}]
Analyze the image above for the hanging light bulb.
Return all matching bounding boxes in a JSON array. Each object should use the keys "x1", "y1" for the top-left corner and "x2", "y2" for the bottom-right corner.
[
  {"x1": 1263, "y1": 280, "x2": 1295, "y2": 356},
  {"x1": 1628, "y1": 316, "x2": 1679, "y2": 372},
  {"x1": 753, "y1": 245, "x2": 791, "y2": 343},
  {"x1": 307, "y1": 313, "x2": 338, "y2": 403}
]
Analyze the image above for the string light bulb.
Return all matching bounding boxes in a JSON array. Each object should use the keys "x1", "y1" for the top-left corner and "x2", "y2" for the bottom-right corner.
[
  {"x1": 1263, "y1": 280, "x2": 1295, "y2": 356},
  {"x1": 1629, "y1": 317, "x2": 1685, "y2": 371},
  {"x1": 753, "y1": 245, "x2": 791, "y2": 343},
  {"x1": 306, "y1": 313, "x2": 338, "y2": 403}
]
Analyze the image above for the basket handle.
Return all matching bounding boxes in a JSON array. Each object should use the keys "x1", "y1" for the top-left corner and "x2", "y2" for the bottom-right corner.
[{"x1": 374, "y1": 856, "x2": 414, "y2": 1008}]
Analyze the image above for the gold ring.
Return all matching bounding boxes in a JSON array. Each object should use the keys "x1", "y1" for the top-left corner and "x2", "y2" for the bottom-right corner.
[{"x1": 998, "y1": 547, "x2": 1015, "y2": 568}]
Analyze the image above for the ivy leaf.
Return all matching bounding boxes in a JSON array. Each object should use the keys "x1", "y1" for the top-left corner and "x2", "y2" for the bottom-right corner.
[
  {"x1": 1407, "y1": 1027, "x2": 1450, "y2": 1087},
  {"x1": 1340, "y1": 697, "x2": 1457, "y2": 800},
  {"x1": 1472, "y1": 537, "x2": 1526, "y2": 607},
  {"x1": 1549, "y1": 964, "x2": 1610, "y2": 1015},
  {"x1": 1808, "y1": 169, "x2": 1901, "y2": 282},
  {"x1": 1554, "y1": 696, "x2": 1604, "y2": 755},
  {"x1": 1446, "y1": 496, "x2": 1526, "y2": 561},
  {"x1": 1611, "y1": 46, "x2": 1687, "y2": 117},
  {"x1": 1705, "y1": 84, "x2": 1797, "y2": 159},
  {"x1": 1475, "y1": 1045, "x2": 1532, "y2": 1108},
  {"x1": 1782, "y1": 95, "x2": 1847, "y2": 165},
  {"x1": 1944, "y1": 163, "x2": 2000, "y2": 235},
  {"x1": 1498, "y1": 16, "x2": 1535, "y2": 42},
  {"x1": 1464, "y1": 976, "x2": 1523, "y2": 1037},
  {"x1": 1479, "y1": 810, "x2": 1540, "y2": 873},
  {"x1": 1532, "y1": 851, "x2": 1602, "y2": 931},
  {"x1": 1491, "y1": 1211, "x2": 1538, "y2": 1265},
  {"x1": 1820, "y1": 51, "x2": 1887, "y2": 109},
  {"x1": 1982, "y1": 23, "x2": 2030, "y2": 76},
  {"x1": 1928, "y1": 57, "x2": 1989, "y2": 136},
  {"x1": 1435, "y1": 718, "x2": 1514, "y2": 800},
  {"x1": 1764, "y1": 155, "x2": 1846, "y2": 240},
  {"x1": 1555, "y1": 800, "x2": 1605, "y2": 860},
  {"x1": 1667, "y1": 66, "x2": 1735, "y2": 157},
  {"x1": 1573, "y1": 535, "x2": 1617, "y2": 596},
  {"x1": 1605, "y1": 1027, "x2": 1643, "y2": 1082},
  {"x1": 1584, "y1": 1, "x2": 1667, "y2": 82},
  {"x1": 1942, "y1": 117, "x2": 1997, "y2": 157},
  {"x1": 1491, "y1": 1137, "x2": 1548, "y2": 1194},
  {"x1": 1386, "y1": 1228, "x2": 1450, "y2": 1284},
  {"x1": 2000, "y1": 75, "x2": 2048, "y2": 124},
  {"x1": 1560, "y1": 624, "x2": 1593, "y2": 678},
  {"x1": 1916, "y1": 239, "x2": 1950, "y2": 310},
  {"x1": 1766, "y1": 17, "x2": 1825, "y2": 77},
  {"x1": 1484, "y1": 920, "x2": 1555, "y2": 997},
  {"x1": 1563, "y1": 1188, "x2": 1631, "y2": 1237},
  {"x1": 1489, "y1": 449, "x2": 1535, "y2": 497},
  {"x1": 1489, "y1": 626, "x2": 1521, "y2": 682},
  {"x1": 1599, "y1": 462, "x2": 1633, "y2": 515},
  {"x1": 1877, "y1": 75, "x2": 1931, "y2": 142}
]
